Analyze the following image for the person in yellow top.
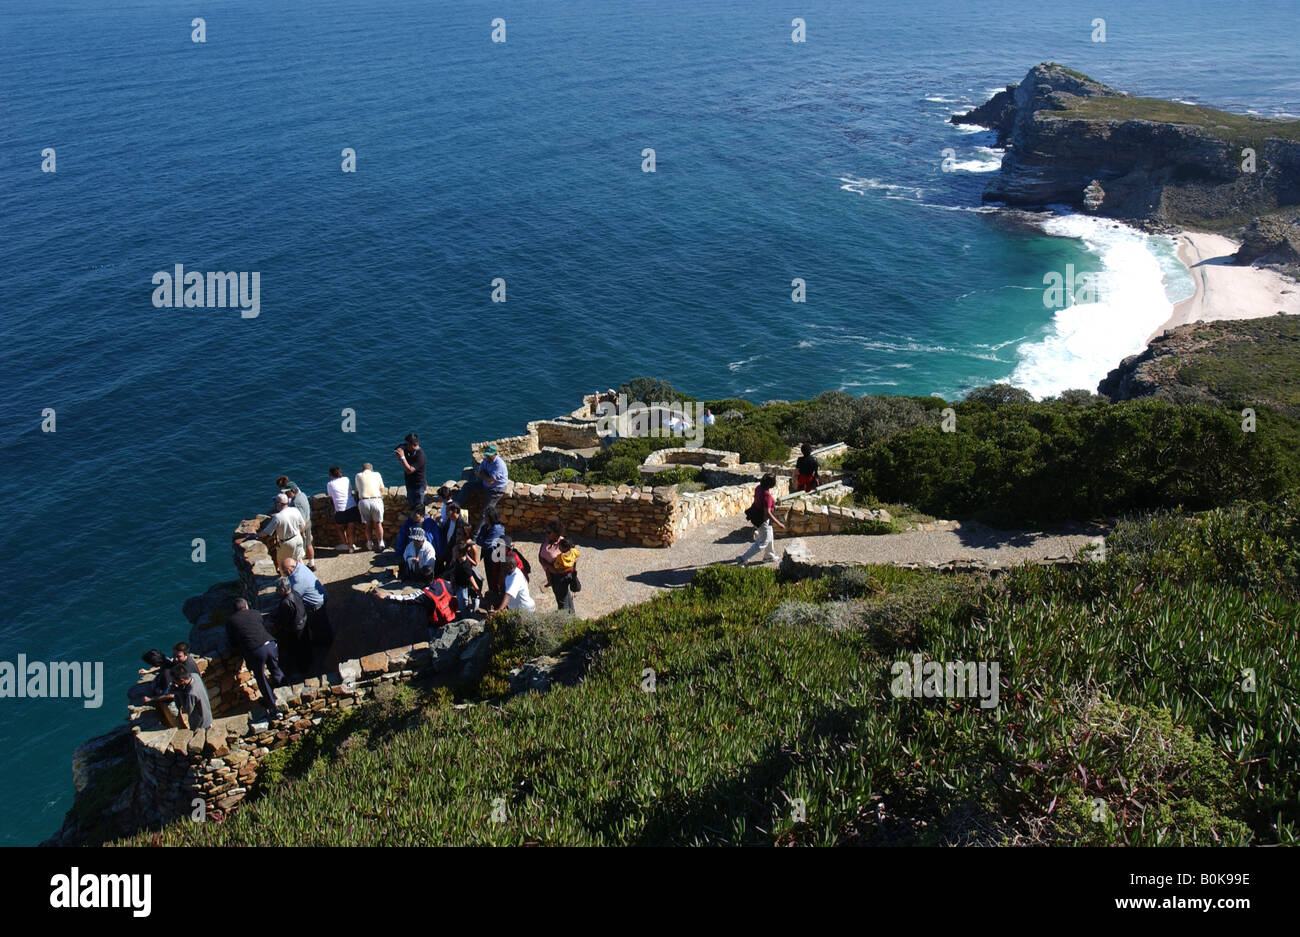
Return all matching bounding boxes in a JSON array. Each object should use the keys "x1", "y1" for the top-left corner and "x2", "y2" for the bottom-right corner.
[
  {"x1": 353, "y1": 462, "x2": 387, "y2": 551},
  {"x1": 555, "y1": 539, "x2": 580, "y2": 572}
]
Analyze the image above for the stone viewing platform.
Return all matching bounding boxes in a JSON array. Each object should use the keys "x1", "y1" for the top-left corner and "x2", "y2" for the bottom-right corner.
[{"x1": 46, "y1": 390, "x2": 1104, "y2": 844}]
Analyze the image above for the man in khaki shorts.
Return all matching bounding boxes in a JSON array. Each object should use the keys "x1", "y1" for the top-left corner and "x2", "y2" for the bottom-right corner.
[
  {"x1": 354, "y1": 462, "x2": 387, "y2": 551},
  {"x1": 259, "y1": 493, "x2": 306, "y2": 565}
]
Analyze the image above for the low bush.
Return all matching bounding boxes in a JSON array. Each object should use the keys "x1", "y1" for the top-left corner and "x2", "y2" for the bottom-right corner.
[
  {"x1": 846, "y1": 398, "x2": 1300, "y2": 525},
  {"x1": 653, "y1": 466, "x2": 700, "y2": 487}
]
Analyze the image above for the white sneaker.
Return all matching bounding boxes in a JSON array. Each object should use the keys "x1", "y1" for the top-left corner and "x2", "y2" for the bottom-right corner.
[
  {"x1": 367, "y1": 540, "x2": 375, "y2": 551},
  {"x1": 378, "y1": 540, "x2": 386, "y2": 550}
]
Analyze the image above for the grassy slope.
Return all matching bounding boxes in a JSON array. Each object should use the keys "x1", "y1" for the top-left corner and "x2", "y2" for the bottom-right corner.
[
  {"x1": 1164, "y1": 317, "x2": 1300, "y2": 420},
  {"x1": 121, "y1": 500, "x2": 1300, "y2": 847}
]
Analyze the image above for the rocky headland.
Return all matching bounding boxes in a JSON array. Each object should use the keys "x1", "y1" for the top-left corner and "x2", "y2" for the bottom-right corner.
[{"x1": 954, "y1": 63, "x2": 1300, "y2": 238}]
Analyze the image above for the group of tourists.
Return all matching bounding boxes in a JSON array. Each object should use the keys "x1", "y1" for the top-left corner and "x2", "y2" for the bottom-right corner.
[{"x1": 140, "y1": 434, "x2": 816, "y2": 727}]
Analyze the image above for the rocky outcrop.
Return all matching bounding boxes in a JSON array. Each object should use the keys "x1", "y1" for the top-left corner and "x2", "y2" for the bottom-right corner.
[
  {"x1": 953, "y1": 63, "x2": 1300, "y2": 227},
  {"x1": 1098, "y1": 316, "x2": 1300, "y2": 418},
  {"x1": 951, "y1": 84, "x2": 1018, "y2": 139},
  {"x1": 1236, "y1": 214, "x2": 1300, "y2": 269}
]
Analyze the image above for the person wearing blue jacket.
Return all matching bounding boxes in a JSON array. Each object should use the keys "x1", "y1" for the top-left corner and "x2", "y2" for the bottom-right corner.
[{"x1": 396, "y1": 503, "x2": 443, "y2": 573}]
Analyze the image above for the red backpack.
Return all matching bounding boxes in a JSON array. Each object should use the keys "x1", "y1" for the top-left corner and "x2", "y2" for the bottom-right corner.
[{"x1": 420, "y1": 579, "x2": 459, "y2": 626}]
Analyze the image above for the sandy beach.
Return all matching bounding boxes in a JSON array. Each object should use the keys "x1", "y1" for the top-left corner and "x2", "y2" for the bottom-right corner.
[{"x1": 1154, "y1": 231, "x2": 1300, "y2": 338}]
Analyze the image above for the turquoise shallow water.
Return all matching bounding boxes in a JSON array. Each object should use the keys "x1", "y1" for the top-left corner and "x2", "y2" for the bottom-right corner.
[{"x1": 0, "y1": 0, "x2": 1296, "y2": 844}]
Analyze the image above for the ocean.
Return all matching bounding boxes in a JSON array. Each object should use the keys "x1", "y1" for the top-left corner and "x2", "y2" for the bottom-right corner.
[{"x1": 1, "y1": 0, "x2": 1297, "y2": 845}]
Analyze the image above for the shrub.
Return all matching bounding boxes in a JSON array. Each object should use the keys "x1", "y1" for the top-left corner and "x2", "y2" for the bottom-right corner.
[
  {"x1": 617, "y1": 377, "x2": 694, "y2": 405},
  {"x1": 1047, "y1": 388, "x2": 1106, "y2": 406},
  {"x1": 591, "y1": 456, "x2": 642, "y2": 486},
  {"x1": 784, "y1": 391, "x2": 937, "y2": 449},
  {"x1": 544, "y1": 468, "x2": 581, "y2": 484},
  {"x1": 703, "y1": 421, "x2": 788, "y2": 464},
  {"x1": 844, "y1": 517, "x2": 895, "y2": 535},
  {"x1": 965, "y1": 383, "x2": 1035, "y2": 407},
  {"x1": 653, "y1": 466, "x2": 700, "y2": 487},
  {"x1": 845, "y1": 398, "x2": 1300, "y2": 525},
  {"x1": 703, "y1": 398, "x2": 759, "y2": 416},
  {"x1": 1049, "y1": 699, "x2": 1250, "y2": 846},
  {"x1": 507, "y1": 461, "x2": 543, "y2": 484}
]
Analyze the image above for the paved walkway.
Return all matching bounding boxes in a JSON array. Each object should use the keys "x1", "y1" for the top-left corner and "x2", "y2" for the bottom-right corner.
[{"x1": 311, "y1": 517, "x2": 1104, "y2": 622}]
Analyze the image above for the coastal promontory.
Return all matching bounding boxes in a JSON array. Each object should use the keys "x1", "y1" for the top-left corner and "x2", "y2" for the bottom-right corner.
[{"x1": 955, "y1": 63, "x2": 1300, "y2": 231}]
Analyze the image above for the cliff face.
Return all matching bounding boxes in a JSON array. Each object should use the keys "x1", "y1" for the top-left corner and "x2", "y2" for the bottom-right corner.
[{"x1": 954, "y1": 64, "x2": 1300, "y2": 227}]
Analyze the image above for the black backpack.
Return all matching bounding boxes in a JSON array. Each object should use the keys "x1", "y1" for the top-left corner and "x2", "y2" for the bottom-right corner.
[{"x1": 744, "y1": 501, "x2": 766, "y2": 527}]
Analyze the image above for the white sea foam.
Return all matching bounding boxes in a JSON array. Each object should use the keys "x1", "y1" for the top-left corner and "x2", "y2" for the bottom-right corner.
[
  {"x1": 728, "y1": 354, "x2": 762, "y2": 372},
  {"x1": 839, "y1": 176, "x2": 923, "y2": 200},
  {"x1": 796, "y1": 339, "x2": 814, "y2": 349},
  {"x1": 1007, "y1": 213, "x2": 1192, "y2": 399},
  {"x1": 925, "y1": 94, "x2": 969, "y2": 104},
  {"x1": 918, "y1": 203, "x2": 1001, "y2": 213},
  {"x1": 949, "y1": 146, "x2": 1004, "y2": 172}
]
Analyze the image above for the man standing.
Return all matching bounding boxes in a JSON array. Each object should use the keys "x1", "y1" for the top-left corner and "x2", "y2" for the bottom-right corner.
[
  {"x1": 258, "y1": 493, "x2": 306, "y2": 566},
  {"x1": 794, "y1": 443, "x2": 821, "y2": 493},
  {"x1": 169, "y1": 665, "x2": 214, "y2": 730},
  {"x1": 225, "y1": 597, "x2": 284, "y2": 720},
  {"x1": 395, "y1": 432, "x2": 427, "y2": 510},
  {"x1": 454, "y1": 444, "x2": 509, "y2": 531},
  {"x1": 277, "y1": 477, "x2": 316, "y2": 570},
  {"x1": 354, "y1": 462, "x2": 387, "y2": 551},
  {"x1": 436, "y1": 501, "x2": 467, "y2": 577},
  {"x1": 282, "y1": 556, "x2": 330, "y2": 650},
  {"x1": 326, "y1": 466, "x2": 361, "y2": 552},
  {"x1": 272, "y1": 576, "x2": 309, "y2": 676}
]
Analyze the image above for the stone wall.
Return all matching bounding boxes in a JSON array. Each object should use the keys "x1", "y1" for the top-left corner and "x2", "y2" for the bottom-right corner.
[
  {"x1": 495, "y1": 482, "x2": 679, "y2": 547},
  {"x1": 778, "y1": 499, "x2": 891, "y2": 536},
  {"x1": 130, "y1": 621, "x2": 494, "y2": 819},
  {"x1": 533, "y1": 420, "x2": 601, "y2": 451},
  {"x1": 643, "y1": 446, "x2": 740, "y2": 468},
  {"x1": 301, "y1": 481, "x2": 682, "y2": 549},
  {"x1": 471, "y1": 432, "x2": 538, "y2": 461}
]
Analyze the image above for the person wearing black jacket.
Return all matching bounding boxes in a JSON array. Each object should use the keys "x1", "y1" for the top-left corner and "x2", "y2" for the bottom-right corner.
[
  {"x1": 272, "y1": 577, "x2": 310, "y2": 677},
  {"x1": 226, "y1": 597, "x2": 285, "y2": 720}
]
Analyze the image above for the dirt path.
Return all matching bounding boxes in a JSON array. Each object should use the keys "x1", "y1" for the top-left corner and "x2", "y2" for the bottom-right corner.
[{"x1": 311, "y1": 517, "x2": 1103, "y2": 622}]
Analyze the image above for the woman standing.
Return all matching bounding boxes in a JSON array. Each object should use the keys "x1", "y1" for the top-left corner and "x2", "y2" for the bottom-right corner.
[
  {"x1": 538, "y1": 519, "x2": 577, "y2": 613},
  {"x1": 737, "y1": 473, "x2": 785, "y2": 565},
  {"x1": 449, "y1": 526, "x2": 483, "y2": 615}
]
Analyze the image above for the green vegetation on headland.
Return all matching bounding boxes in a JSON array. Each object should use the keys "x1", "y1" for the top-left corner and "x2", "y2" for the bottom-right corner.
[
  {"x1": 122, "y1": 495, "x2": 1300, "y2": 845},
  {"x1": 555, "y1": 373, "x2": 1300, "y2": 529},
  {"x1": 1052, "y1": 95, "x2": 1300, "y2": 147}
]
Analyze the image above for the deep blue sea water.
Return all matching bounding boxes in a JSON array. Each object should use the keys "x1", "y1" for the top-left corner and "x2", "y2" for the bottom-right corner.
[{"x1": 1, "y1": 0, "x2": 1297, "y2": 845}]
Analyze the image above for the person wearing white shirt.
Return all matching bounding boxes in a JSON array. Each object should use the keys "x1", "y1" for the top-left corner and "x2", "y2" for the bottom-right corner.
[
  {"x1": 402, "y1": 527, "x2": 437, "y2": 579},
  {"x1": 490, "y1": 565, "x2": 536, "y2": 613},
  {"x1": 326, "y1": 465, "x2": 361, "y2": 553}
]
